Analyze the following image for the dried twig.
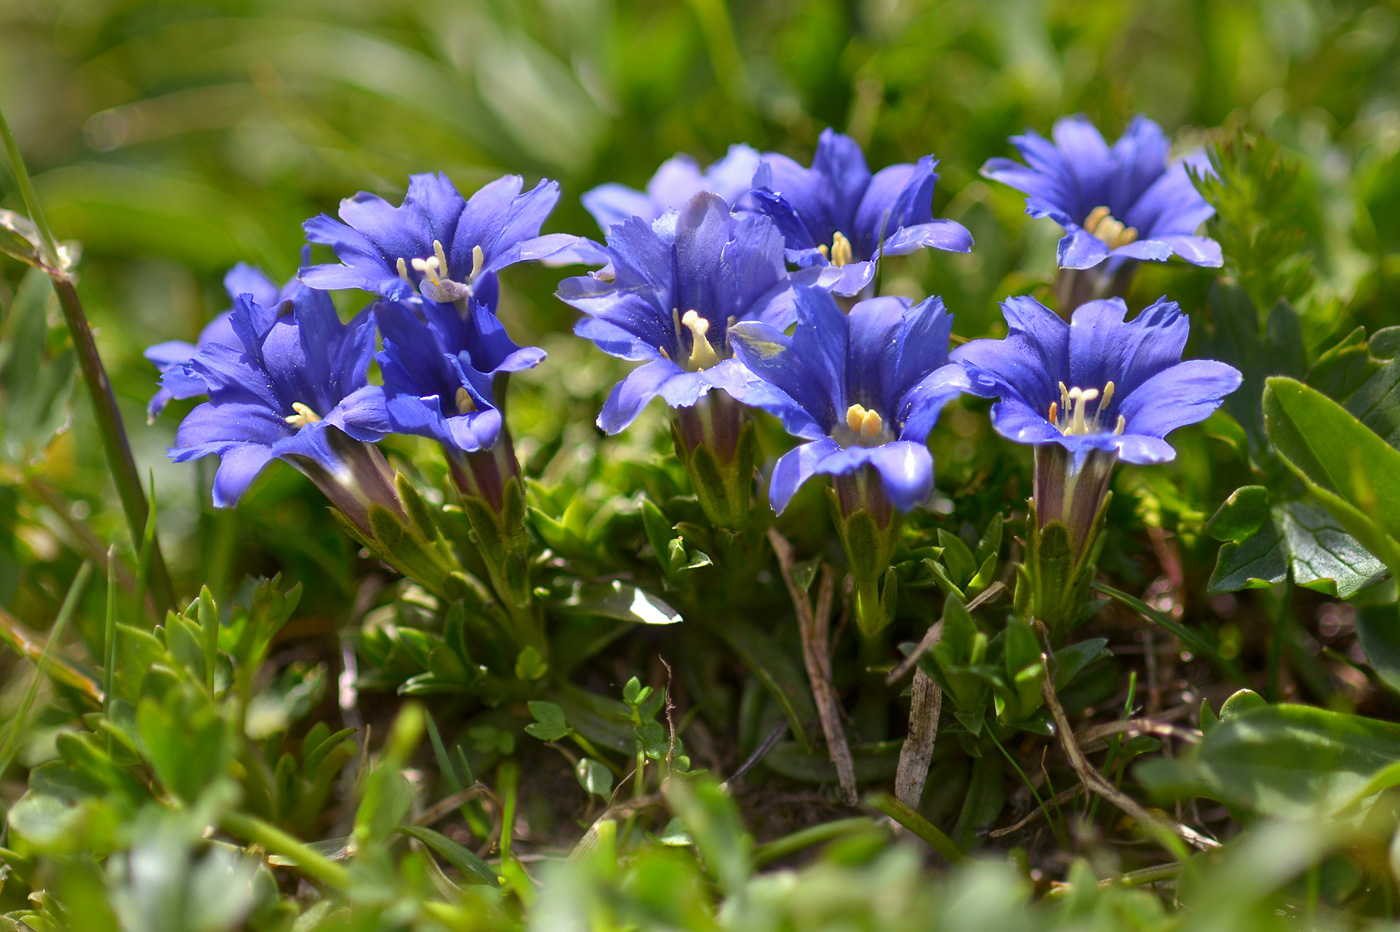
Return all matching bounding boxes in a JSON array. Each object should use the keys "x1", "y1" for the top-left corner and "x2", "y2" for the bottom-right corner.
[
  {"x1": 769, "y1": 528, "x2": 857, "y2": 805},
  {"x1": 988, "y1": 785, "x2": 1084, "y2": 838},
  {"x1": 1040, "y1": 657, "x2": 1219, "y2": 851},
  {"x1": 721, "y1": 721, "x2": 789, "y2": 792},
  {"x1": 884, "y1": 581, "x2": 1005, "y2": 686},
  {"x1": 894, "y1": 666, "x2": 942, "y2": 809}
]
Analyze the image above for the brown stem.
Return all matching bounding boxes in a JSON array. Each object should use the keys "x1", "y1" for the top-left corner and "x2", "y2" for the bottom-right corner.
[
  {"x1": 894, "y1": 666, "x2": 942, "y2": 809},
  {"x1": 769, "y1": 528, "x2": 857, "y2": 805},
  {"x1": 1040, "y1": 655, "x2": 1219, "y2": 852}
]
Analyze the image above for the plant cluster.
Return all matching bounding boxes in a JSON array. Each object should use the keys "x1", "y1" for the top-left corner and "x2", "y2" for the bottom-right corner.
[{"x1": 4, "y1": 89, "x2": 1400, "y2": 932}]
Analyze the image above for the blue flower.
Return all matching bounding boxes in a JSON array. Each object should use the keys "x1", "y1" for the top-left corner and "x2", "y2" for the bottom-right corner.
[
  {"x1": 751, "y1": 129, "x2": 973, "y2": 297},
  {"x1": 582, "y1": 144, "x2": 761, "y2": 233},
  {"x1": 728, "y1": 287, "x2": 969, "y2": 514},
  {"x1": 981, "y1": 115, "x2": 1222, "y2": 271},
  {"x1": 167, "y1": 284, "x2": 386, "y2": 509},
  {"x1": 951, "y1": 295, "x2": 1241, "y2": 469},
  {"x1": 556, "y1": 192, "x2": 796, "y2": 434},
  {"x1": 339, "y1": 296, "x2": 545, "y2": 453},
  {"x1": 300, "y1": 173, "x2": 579, "y2": 304},
  {"x1": 145, "y1": 263, "x2": 297, "y2": 419}
]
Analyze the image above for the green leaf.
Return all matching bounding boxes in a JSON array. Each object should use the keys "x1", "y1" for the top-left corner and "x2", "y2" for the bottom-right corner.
[
  {"x1": 1205, "y1": 486, "x2": 1270, "y2": 543},
  {"x1": 575, "y1": 758, "x2": 613, "y2": 799},
  {"x1": 1208, "y1": 495, "x2": 1386, "y2": 597},
  {"x1": 1155, "y1": 703, "x2": 1400, "y2": 818},
  {"x1": 548, "y1": 578, "x2": 682, "y2": 625},
  {"x1": 1355, "y1": 604, "x2": 1400, "y2": 695},
  {"x1": 1263, "y1": 376, "x2": 1400, "y2": 574},
  {"x1": 664, "y1": 777, "x2": 751, "y2": 895},
  {"x1": 524, "y1": 700, "x2": 572, "y2": 742},
  {"x1": 398, "y1": 824, "x2": 498, "y2": 885}
]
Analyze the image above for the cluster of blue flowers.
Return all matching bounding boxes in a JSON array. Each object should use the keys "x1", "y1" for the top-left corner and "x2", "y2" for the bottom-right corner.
[{"x1": 152, "y1": 115, "x2": 1240, "y2": 624}]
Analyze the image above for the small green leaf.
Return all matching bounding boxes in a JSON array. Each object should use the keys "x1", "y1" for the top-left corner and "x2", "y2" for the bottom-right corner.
[
  {"x1": 398, "y1": 824, "x2": 498, "y2": 885},
  {"x1": 1206, "y1": 486, "x2": 1271, "y2": 543},
  {"x1": 549, "y1": 578, "x2": 682, "y2": 625},
  {"x1": 524, "y1": 700, "x2": 572, "y2": 742},
  {"x1": 576, "y1": 758, "x2": 613, "y2": 798}
]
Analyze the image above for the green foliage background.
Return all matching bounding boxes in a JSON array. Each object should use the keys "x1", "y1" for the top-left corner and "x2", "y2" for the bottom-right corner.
[{"x1": 4, "y1": 1, "x2": 1400, "y2": 929}]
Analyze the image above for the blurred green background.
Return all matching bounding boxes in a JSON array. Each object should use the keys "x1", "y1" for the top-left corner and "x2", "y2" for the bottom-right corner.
[{"x1": 1, "y1": 0, "x2": 1398, "y2": 595}]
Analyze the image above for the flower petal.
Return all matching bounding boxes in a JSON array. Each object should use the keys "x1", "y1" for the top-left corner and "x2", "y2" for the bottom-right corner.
[
  {"x1": 1115, "y1": 358, "x2": 1242, "y2": 440},
  {"x1": 597, "y1": 359, "x2": 684, "y2": 434},
  {"x1": 768, "y1": 437, "x2": 842, "y2": 515}
]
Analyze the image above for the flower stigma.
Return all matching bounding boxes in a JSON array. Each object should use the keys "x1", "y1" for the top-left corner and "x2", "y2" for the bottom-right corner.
[
  {"x1": 284, "y1": 402, "x2": 322, "y2": 428},
  {"x1": 675, "y1": 309, "x2": 721, "y2": 371},
  {"x1": 1050, "y1": 380, "x2": 1124, "y2": 436},
  {"x1": 1083, "y1": 206, "x2": 1139, "y2": 250},
  {"x1": 817, "y1": 231, "x2": 855, "y2": 267}
]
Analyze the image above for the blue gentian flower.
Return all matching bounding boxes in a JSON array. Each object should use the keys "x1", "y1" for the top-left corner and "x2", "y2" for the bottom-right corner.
[
  {"x1": 556, "y1": 192, "x2": 796, "y2": 434},
  {"x1": 582, "y1": 144, "x2": 761, "y2": 233},
  {"x1": 339, "y1": 296, "x2": 545, "y2": 454},
  {"x1": 145, "y1": 263, "x2": 295, "y2": 420},
  {"x1": 300, "y1": 173, "x2": 579, "y2": 304},
  {"x1": 952, "y1": 295, "x2": 1241, "y2": 468},
  {"x1": 751, "y1": 129, "x2": 973, "y2": 297},
  {"x1": 167, "y1": 284, "x2": 389, "y2": 514},
  {"x1": 728, "y1": 287, "x2": 969, "y2": 514},
  {"x1": 981, "y1": 115, "x2": 1221, "y2": 271}
]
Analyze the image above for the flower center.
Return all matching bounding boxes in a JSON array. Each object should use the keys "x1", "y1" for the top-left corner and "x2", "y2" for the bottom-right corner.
[
  {"x1": 284, "y1": 401, "x2": 322, "y2": 429},
  {"x1": 1049, "y1": 381, "x2": 1125, "y2": 436},
  {"x1": 839, "y1": 403, "x2": 893, "y2": 447},
  {"x1": 455, "y1": 387, "x2": 477, "y2": 415},
  {"x1": 670, "y1": 309, "x2": 722, "y2": 371},
  {"x1": 817, "y1": 230, "x2": 855, "y2": 267},
  {"x1": 395, "y1": 240, "x2": 485, "y2": 303},
  {"x1": 1083, "y1": 206, "x2": 1139, "y2": 250}
]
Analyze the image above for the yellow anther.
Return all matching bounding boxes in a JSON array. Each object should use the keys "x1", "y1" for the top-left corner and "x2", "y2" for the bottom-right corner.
[
  {"x1": 1083, "y1": 205, "x2": 1138, "y2": 249},
  {"x1": 817, "y1": 243, "x2": 830, "y2": 260},
  {"x1": 284, "y1": 402, "x2": 321, "y2": 428},
  {"x1": 680, "y1": 309, "x2": 720, "y2": 371},
  {"x1": 470, "y1": 244, "x2": 485, "y2": 280},
  {"x1": 829, "y1": 231, "x2": 854, "y2": 267},
  {"x1": 1114, "y1": 414, "x2": 1126, "y2": 435},
  {"x1": 1048, "y1": 400, "x2": 1058, "y2": 425},
  {"x1": 455, "y1": 387, "x2": 476, "y2": 415},
  {"x1": 396, "y1": 257, "x2": 411, "y2": 282},
  {"x1": 845, "y1": 403, "x2": 884, "y2": 441}
]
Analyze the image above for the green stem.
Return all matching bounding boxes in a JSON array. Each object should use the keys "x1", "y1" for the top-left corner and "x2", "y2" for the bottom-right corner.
[
  {"x1": 752, "y1": 817, "x2": 877, "y2": 868},
  {"x1": 50, "y1": 276, "x2": 176, "y2": 615},
  {"x1": 864, "y1": 791, "x2": 963, "y2": 862},
  {"x1": 0, "y1": 106, "x2": 59, "y2": 265},
  {"x1": 220, "y1": 811, "x2": 352, "y2": 888},
  {"x1": 0, "y1": 113, "x2": 176, "y2": 616}
]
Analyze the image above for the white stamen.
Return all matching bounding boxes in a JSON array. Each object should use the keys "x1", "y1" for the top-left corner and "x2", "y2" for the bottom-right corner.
[
  {"x1": 470, "y1": 244, "x2": 485, "y2": 280},
  {"x1": 284, "y1": 401, "x2": 321, "y2": 428},
  {"x1": 1051, "y1": 380, "x2": 1118, "y2": 437}
]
